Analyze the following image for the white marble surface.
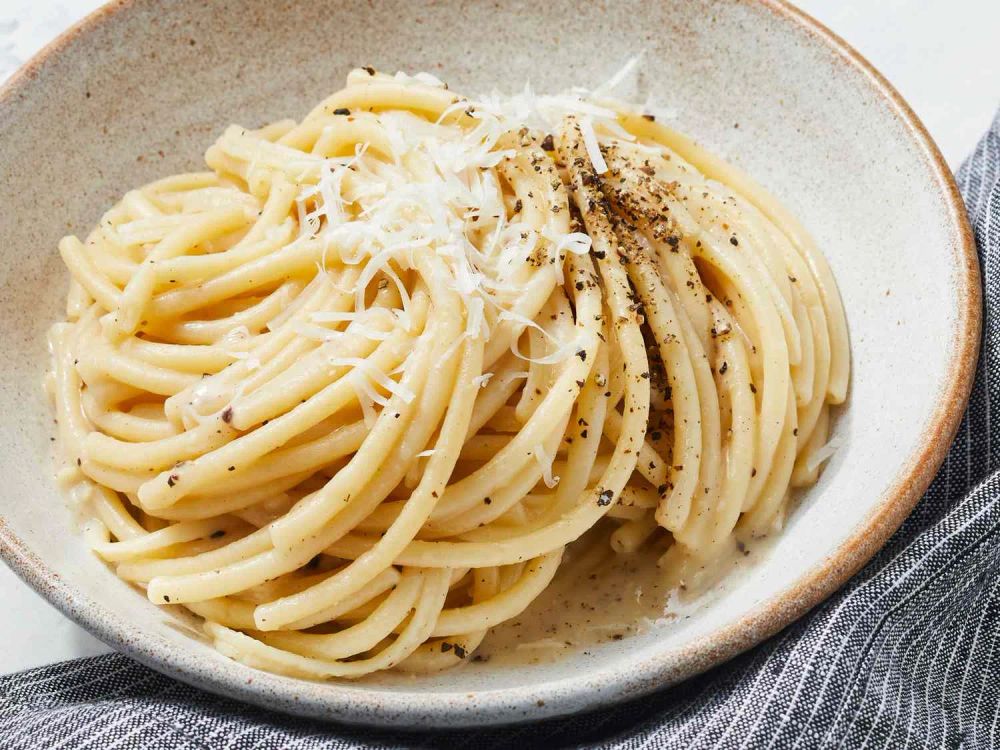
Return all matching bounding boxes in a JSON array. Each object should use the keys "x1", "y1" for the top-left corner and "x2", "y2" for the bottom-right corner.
[{"x1": 0, "y1": 0, "x2": 997, "y2": 675}]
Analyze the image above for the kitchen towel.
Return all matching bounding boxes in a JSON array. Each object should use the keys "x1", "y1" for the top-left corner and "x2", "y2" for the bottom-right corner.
[{"x1": 1, "y1": 111, "x2": 997, "y2": 749}]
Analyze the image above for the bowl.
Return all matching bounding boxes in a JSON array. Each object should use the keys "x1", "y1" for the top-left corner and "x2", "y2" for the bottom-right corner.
[{"x1": 0, "y1": 0, "x2": 979, "y2": 728}]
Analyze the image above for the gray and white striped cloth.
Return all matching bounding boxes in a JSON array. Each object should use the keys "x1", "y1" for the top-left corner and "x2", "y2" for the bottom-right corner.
[{"x1": 2, "y1": 112, "x2": 998, "y2": 749}]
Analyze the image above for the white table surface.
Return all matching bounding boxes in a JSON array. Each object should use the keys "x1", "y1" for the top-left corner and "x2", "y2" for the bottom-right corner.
[{"x1": 1, "y1": 0, "x2": 998, "y2": 675}]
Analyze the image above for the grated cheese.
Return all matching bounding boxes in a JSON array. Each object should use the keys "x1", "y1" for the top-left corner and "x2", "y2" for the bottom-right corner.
[
  {"x1": 805, "y1": 433, "x2": 844, "y2": 473},
  {"x1": 472, "y1": 373, "x2": 494, "y2": 388},
  {"x1": 592, "y1": 54, "x2": 644, "y2": 98},
  {"x1": 294, "y1": 60, "x2": 657, "y2": 397},
  {"x1": 329, "y1": 356, "x2": 416, "y2": 405},
  {"x1": 580, "y1": 117, "x2": 608, "y2": 175},
  {"x1": 533, "y1": 443, "x2": 560, "y2": 489},
  {"x1": 500, "y1": 309, "x2": 581, "y2": 366}
]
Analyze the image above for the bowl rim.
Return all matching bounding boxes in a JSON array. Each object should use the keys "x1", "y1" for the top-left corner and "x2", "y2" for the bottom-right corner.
[{"x1": 0, "y1": 0, "x2": 981, "y2": 729}]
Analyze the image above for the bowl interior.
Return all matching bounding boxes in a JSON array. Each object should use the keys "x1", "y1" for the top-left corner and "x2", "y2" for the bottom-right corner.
[{"x1": 0, "y1": 0, "x2": 976, "y2": 727}]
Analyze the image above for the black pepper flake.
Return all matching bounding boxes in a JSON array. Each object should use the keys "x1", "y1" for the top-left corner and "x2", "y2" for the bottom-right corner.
[
  {"x1": 484, "y1": 497, "x2": 492, "y2": 505},
  {"x1": 363, "y1": 66, "x2": 376, "y2": 75},
  {"x1": 642, "y1": 113, "x2": 656, "y2": 121},
  {"x1": 167, "y1": 474, "x2": 179, "y2": 487},
  {"x1": 575, "y1": 349, "x2": 587, "y2": 362},
  {"x1": 228, "y1": 465, "x2": 236, "y2": 472},
  {"x1": 719, "y1": 361, "x2": 729, "y2": 375},
  {"x1": 333, "y1": 107, "x2": 351, "y2": 116},
  {"x1": 514, "y1": 199, "x2": 523, "y2": 213},
  {"x1": 730, "y1": 236, "x2": 739, "y2": 246},
  {"x1": 751, "y1": 468, "x2": 757, "y2": 477},
  {"x1": 749, "y1": 383, "x2": 757, "y2": 394},
  {"x1": 597, "y1": 489, "x2": 614, "y2": 506},
  {"x1": 540, "y1": 134, "x2": 555, "y2": 151},
  {"x1": 163, "y1": 595, "x2": 170, "y2": 603},
  {"x1": 793, "y1": 428, "x2": 799, "y2": 436},
  {"x1": 581, "y1": 429, "x2": 588, "y2": 438},
  {"x1": 657, "y1": 483, "x2": 669, "y2": 495},
  {"x1": 454, "y1": 644, "x2": 468, "y2": 659},
  {"x1": 221, "y1": 407, "x2": 233, "y2": 423}
]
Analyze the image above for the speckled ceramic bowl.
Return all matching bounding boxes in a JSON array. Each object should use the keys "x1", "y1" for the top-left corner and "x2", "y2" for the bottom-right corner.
[{"x1": 0, "y1": 0, "x2": 979, "y2": 728}]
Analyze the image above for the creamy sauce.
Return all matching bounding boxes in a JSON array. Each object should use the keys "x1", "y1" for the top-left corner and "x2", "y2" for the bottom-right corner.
[{"x1": 476, "y1": 521, "x2": 775, "y2": 667}]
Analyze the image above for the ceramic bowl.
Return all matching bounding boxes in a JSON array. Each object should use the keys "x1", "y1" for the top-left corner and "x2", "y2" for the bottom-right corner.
[{"x1": 0, "y1": 0, "x2": 979, "y2": 728}]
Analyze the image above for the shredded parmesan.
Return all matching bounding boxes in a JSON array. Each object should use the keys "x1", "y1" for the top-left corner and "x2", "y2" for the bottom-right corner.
[
  {"x1": 329, "y1": 356, "x2": 415, "y2": 405},
  {"x1": 533, "y1": 444, "x2": 560, "y2": 489},
  {"x1": 501, "y1": 309, "x2": 581, "y2": 366},
  {"x1": 805, "y1": 433, "x2": 844, "y2": 473},
  {"x1": 593, "y1": 54, "x2": 644, "y2": 98},
  {"x1": 351, "y1": 377, "x2": 379, "y2": 428},
  {"x1": 472, "y1": 373, "x2": 494, "y2": 388},
  {"x1": 580, "y1": 117, "x2": 608, "y2": 175},
  {"x1": 291, "y1": 62, "x2": 653, "y2": 416}
]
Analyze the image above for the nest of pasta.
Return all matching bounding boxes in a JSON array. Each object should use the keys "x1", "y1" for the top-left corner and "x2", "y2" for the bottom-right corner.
[{"x1": 49, "y1": 68, "x2": 848, "y2": 677}]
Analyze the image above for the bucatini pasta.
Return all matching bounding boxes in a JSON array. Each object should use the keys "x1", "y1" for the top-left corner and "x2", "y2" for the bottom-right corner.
[{"x1": 48, "y1": 66, "x2": 849, "y2": 678}]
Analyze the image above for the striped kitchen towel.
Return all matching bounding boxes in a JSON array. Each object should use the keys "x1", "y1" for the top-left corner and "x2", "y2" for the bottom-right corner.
[{"x1": 1, "y1": 110, "x2": 998, "y2": 749}]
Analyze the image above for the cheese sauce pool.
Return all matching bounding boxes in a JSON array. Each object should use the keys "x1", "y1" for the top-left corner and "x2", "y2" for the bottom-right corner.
[{"x1": 473, "y1": 523, "x2": 774, "y2": 667}]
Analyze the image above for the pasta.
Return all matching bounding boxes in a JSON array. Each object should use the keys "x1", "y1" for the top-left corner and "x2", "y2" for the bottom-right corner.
[{"x1": 47, "y1": 66, "x2": 849, "y2": 678}]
